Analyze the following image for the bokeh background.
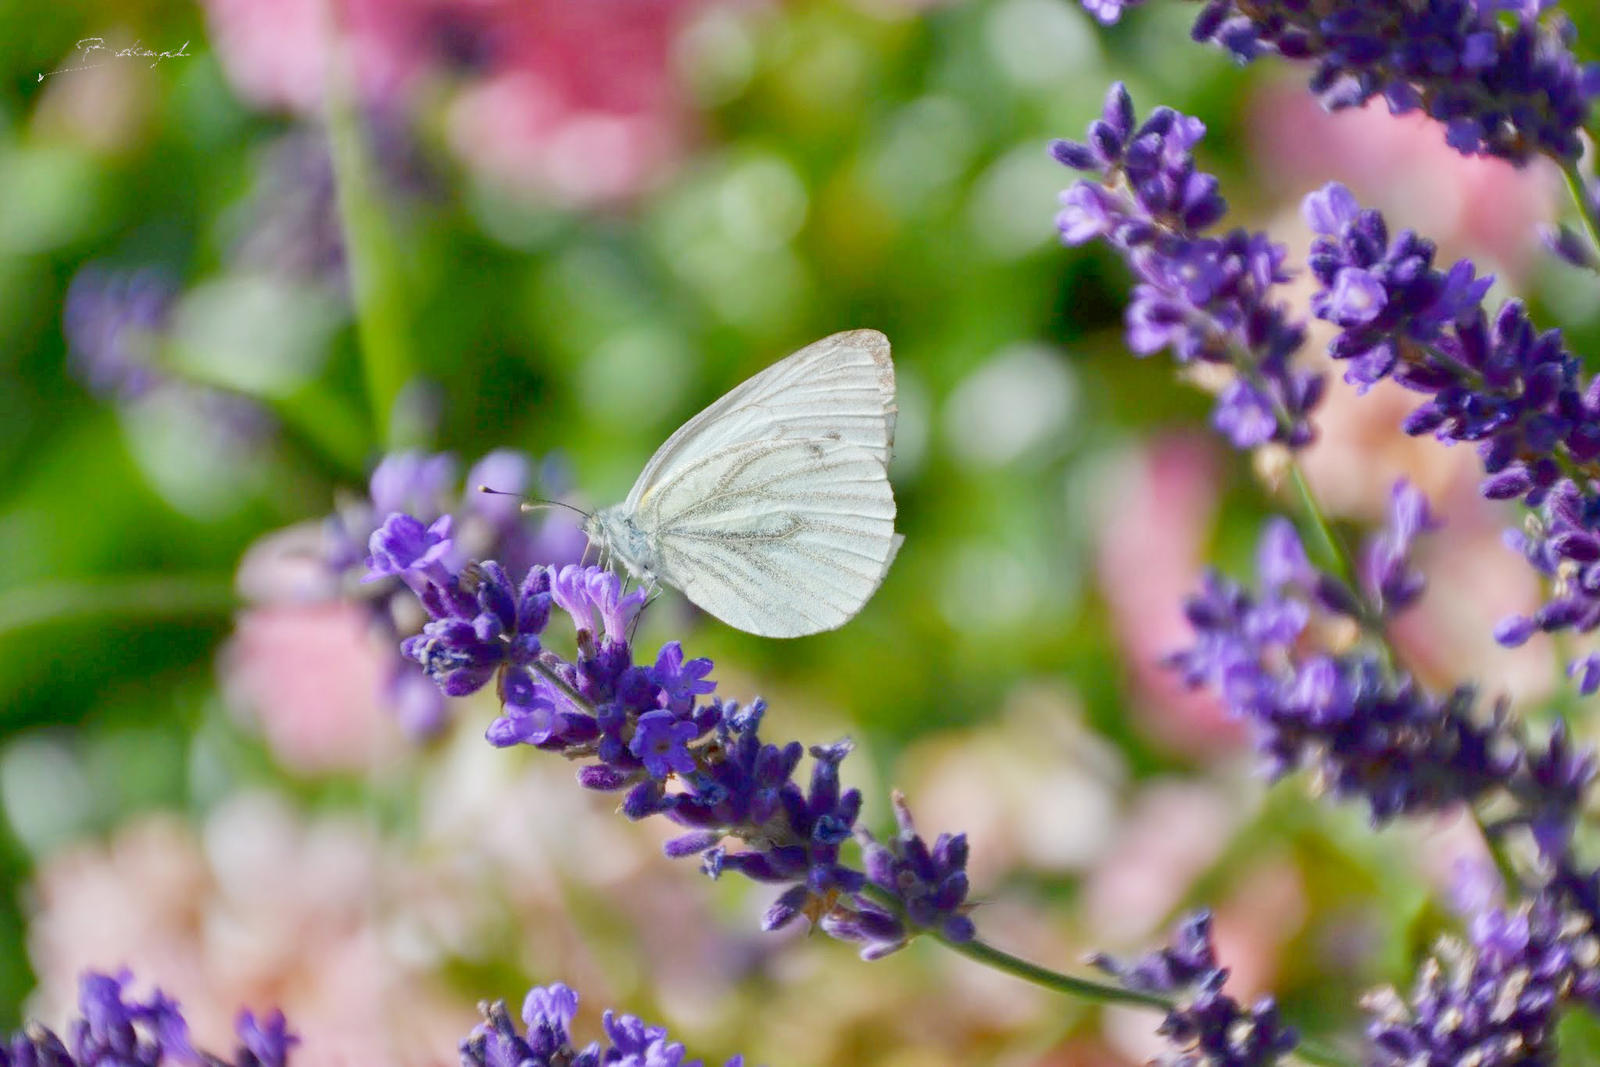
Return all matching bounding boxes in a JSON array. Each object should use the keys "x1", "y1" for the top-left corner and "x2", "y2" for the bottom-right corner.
[{"x1": 3, "y1": 1, "x2": 1600, "y2": 1063}]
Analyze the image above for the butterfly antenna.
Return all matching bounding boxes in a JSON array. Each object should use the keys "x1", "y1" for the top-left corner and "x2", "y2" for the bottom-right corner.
[{"x1": 476, "y1": 485, "x2": 591, "y2": 521}]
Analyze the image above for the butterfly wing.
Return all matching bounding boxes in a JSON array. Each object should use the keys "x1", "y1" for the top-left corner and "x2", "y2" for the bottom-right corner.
[
  {"x1": 624, "y1": 329, "x2": 896, "y2": 513},
  {"x1": 638, "y1": 436, "x2": 897, "y2": 637}
]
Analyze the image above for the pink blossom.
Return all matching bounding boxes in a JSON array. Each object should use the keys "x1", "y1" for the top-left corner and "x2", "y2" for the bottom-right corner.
[
  {"x1": 221, "y1": 602, "x2": 397, "y2": 774},
  {"x1": 1249, "y1": 79, "x2": 1559, "y2": 279},
  {"x1": 201, "y1": 0, "x2": 433, "y2": 114},
  {"x1": 202, "y1": 0, "x2": 704, "y2": 206},
  {"x1": 1093, "y1": 435, "x2": 1244, "y2": 756},
  {"x1": 25, "y1": 798, "x2": 466, "y2": 1067}
]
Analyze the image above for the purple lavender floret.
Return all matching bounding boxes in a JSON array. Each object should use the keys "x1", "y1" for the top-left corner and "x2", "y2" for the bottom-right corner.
[
  {"x1": 63, "y1": 265, "x2": 177, "y2": 400},
  {"x1": 1094, "y1": 911, "x2": 1299, "y2": 1066},
  {"x1": 1170, "y1": 495, "x2": 1529, "y2": 822},
  {"x1": 402, "y1": 559, "x2": 551, "y2": 703},
  {"x1": 696, "y1": 738, "x2": 868, "y2": 930},
  {"x1": 1364, "y1": 481, "x2": 1440, "y2": 615},
  {"x1": 1365, "y1": 891, "x2": 1600, "y2": 1065},
  {"x1": 1051, "y1": 84, "x2": 1320, "y2": 451},
  {"x1": 1091, "y1": 910, "x2": 1218, "y2": 994},
  {"x1": 1077, "y1": 0, "x2": 1139, "y2": 25},
  {"x1": 1540, "y1": 222, "x2": 1600, "y2": 271},
  {"x1": 363, "y1": 512, "x2": 456, "y2": 594},
  {"x1": 1184, "y1": 1, "x2": 1600, "y2": 165},
  {"x1": 460, "y1": 983, "x2": 744, "y2": 1067},
  {"x1": 845, "y1": 792, "x2": 975, "y2": 959},
  {"x1": 2, "y1": 970, "x2": 295, "y2": 1067}
]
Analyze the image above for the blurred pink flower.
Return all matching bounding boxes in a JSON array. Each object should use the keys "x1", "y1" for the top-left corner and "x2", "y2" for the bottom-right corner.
[
  {"x1": 203, "y1": 0, "x2": 704, "y2": 207},
  {"x1": 1094, "y1": 435, "x2": 1244, "y2": 757},
  {"x1": 1081, "y1": 780, "x2": 1237, "y2": 944},
  {"x1": 26, "y1": 797, "x2": 466, "y2": 1067},
  {"x1": 220, "y1": 601, "x2": 397, "y2": 774},
  {"x1": 1249, "y1": 79, "x2": 1559, "y2": 278},
  {"x1": 898, "y1": 682, "x2": 1122, "y2": 886},
  {"x1": 202, "y1": 0, "x2": 433, "y2": 114},
  {"x1": 443, "y1": 1, "x2": 696, "y2": 206}
]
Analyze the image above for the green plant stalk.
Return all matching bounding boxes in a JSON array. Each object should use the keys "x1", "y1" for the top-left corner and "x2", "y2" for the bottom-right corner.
[
  {"x1": 932, "y1": 931, "x2": 1171, "y2": 1009},
  {"x1": 0, "y1": 576, "x2": 237, "y2": 636},
  {"x1": 1560, "y1": 158, "x2": 1600, "y2": 265},
  {"x1": 931, "y1": 932, "x2": 1352, "y2": 1066},
  {"x1": 321, "y1": 0, "x2": 413, "y2": 447}
]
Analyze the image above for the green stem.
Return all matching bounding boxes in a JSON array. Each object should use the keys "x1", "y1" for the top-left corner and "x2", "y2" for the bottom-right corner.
[
  {"x1": 1283, "y1": 452, "x2": 1524, "y2": 888},
  {"x1": 1292, "y1": 1039, "x2": 1355, "y2": 1067},
  {"x1": 1286, "y1": 461, "x2": 1359, "y2": 597},
  {"x1": 320, "y1": 0, "x2": 412, "y2": 447},
  {"x1": 933, "y1": 934, "x2": 1171, "y2": 1010},
  {"x1": 0, "y1": 576, "x2": 237, "y2": 636},
  {"x1": 529, "y1": 657, "x2": 597, "y2": 714},
  {"x1": 1560, "y1": 158, "x2": 1600, "y2": 268},
  {"x1": 931, "y1": 935, "x2": 1353, "y2": 1065}
]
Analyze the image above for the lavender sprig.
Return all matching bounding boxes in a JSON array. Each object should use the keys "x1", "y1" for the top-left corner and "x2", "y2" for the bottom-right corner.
[
  {"x1": 383, "y1": 515, "x2": 974, "y2": 959},
  {"x1": 1365, "y1": 890, "x2": 1600, "y2": 1065},
  {"x1": 1051, "y1": 83, "x2": 1321, "y2": 451},
  {"x1": 1302, "y1": 182, "x2": 1600, "y2": 685},
  {"x1": 321, "y1": 449, "x2": 577, "y2": 735},
  {"x1": 1079, "y1": 1, "x2": 1600, "y2": 167},
  {"x1": 3, "y1": 971, "x2": 296, "y2": 1067},
  {"x1": 1168, "y1": 482, "x2": 1530, "y2": 823},
  {"x1": 462, "y1": 983, "x2": 745, "y2": 1067},
  {"x1": 1094, "y1": 911, "x2": 1300, "y2": 1067}
]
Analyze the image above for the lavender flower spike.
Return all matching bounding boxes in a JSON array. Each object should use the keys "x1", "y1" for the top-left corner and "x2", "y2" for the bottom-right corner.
[
  {"x1": 397, "y1": 546, "x2": 973, "y2": 953},
  {"x1": 1170, "y1": 496, "x2": 1523, "y2": 823},
  {"x1": 1365, "y1": 891, "x2": 1600, "y2": 1065},
  {"x1": 461, "y1": 982, "x2": 745, "y2": 1067},
  {"x1": 1094, "y1": 911, "x2": 1298, "y2": 1066},
  {"x1": 1305, "y1": 181, "x2": 1600, "y2": 684},
  {"x1": 1187, "y1": 1, "x2": 1600, "y2": 165},
  {"x1": 3, "y1": 970, "x2": 296, "y2": 1067},
  {"x1": 1051, "y1": 83, "x2": 1321, "y2": 451}
]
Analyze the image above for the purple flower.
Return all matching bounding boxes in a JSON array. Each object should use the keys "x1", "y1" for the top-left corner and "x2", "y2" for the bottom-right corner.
[
  {"x1": 550, "y1": 564, "x2": 648, "y2": 642},
  {"x1": 846, "y1": 792, "x2": 975, "y2": 959},
  {"x1": 1539, "y1": 222, "x2": 1599, "y2": 271},
  {"x1": 1050, "y1": 84, "x2": 1320, "y2": 451},
  {"x1": 1363, "y1": 481, "x2": 1440, "y2": 614},
  {"x1": 304, "y1": 448, "x2": 583, "y2": 737},
  {"x1": 1095, "y1": 911, "x2": 1298, "y2": 1066},
  {"x1": 63, "y1": 264, "x2": 176, "y2": 401},
  {"x1": 1366, "y1": 892, "x2": 1600, "y2": 1065},
  {"x1": 1184, "y1": 1, "x2": 1600, "y2": 164},
  {"x1": 1170, "y1": 502, "x2": 1529, "y2": 822},
  {"x1": 1077, "y1": 0, "x2": 1139, "y2": 24},
  {"x1": 650, "y1": 642, "x2": 716, "y2": 714},
  {"x1": 630, "y1": 710, "x2": 699, "y2": 778},
  {"x1": 400, "y1": 549, "x2": 971, "y2": 951},
  {"x1": 5, "y1": 970, "x2": 292, "y2": 1067},
  {"x1": 1306, "y1": 183, "x2": 1600, "y2": 684},
  {"x1": 460, "y1": 983, "x2": 744, "y2": 1067},
  {"x1": 1212, "y1": 379, "x2": 1279, "y2": 448},
  {"x1": 367, "y1": 451, "x2": 457, "y2": 520},
  {"x1": 403, "y1": 560, "x2": 551, "y2": 702},
  {"x1": 363, "y1": 512, "x2": 456, "y2": 592},
  {"x1": 232, "y1": 1011, "x2": 297, "y2": 1067},
  {"x1": 465, "y1": 449, "x2": 533, "y2": 527}
]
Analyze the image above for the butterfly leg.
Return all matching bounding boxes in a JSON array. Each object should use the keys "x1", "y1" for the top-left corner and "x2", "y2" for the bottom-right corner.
[{"x1": 626, "y1": 576, "x2": 662, "y2": 645}]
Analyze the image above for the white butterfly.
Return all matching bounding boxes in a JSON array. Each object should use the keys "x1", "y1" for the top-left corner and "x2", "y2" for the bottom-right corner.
[{"x1": 583, "y1": 329, "x2": 900, "y2": 638}]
